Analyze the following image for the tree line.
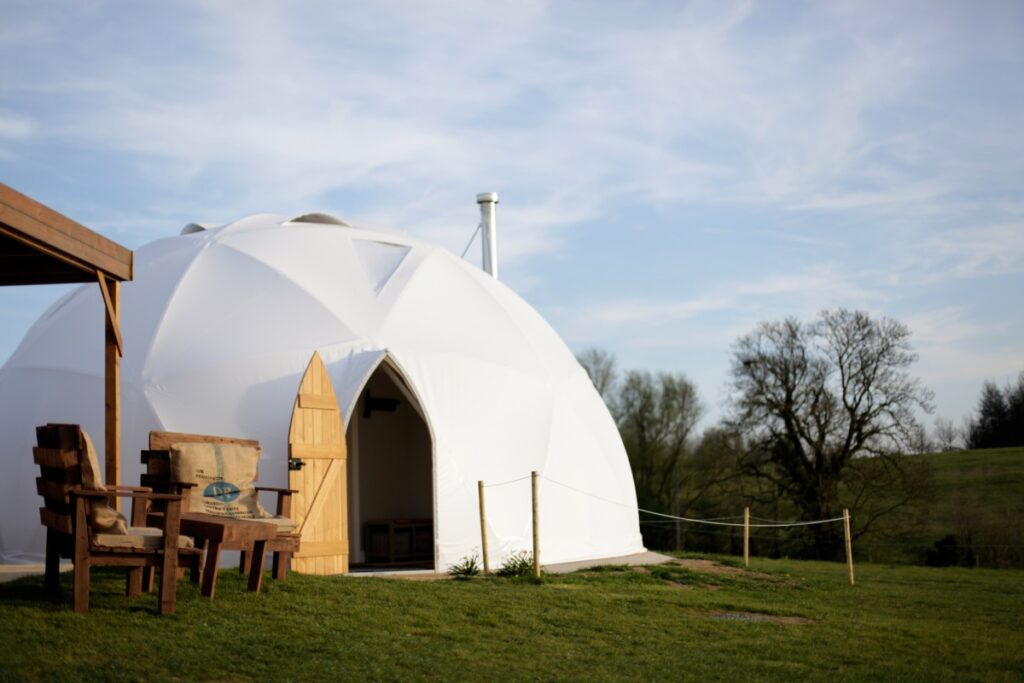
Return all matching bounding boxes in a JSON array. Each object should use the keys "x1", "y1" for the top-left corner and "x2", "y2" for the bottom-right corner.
[
  {"x1": 964, "y1": 375, "x2": 1024, "y2": 450},
  {"x1": 579, "y1": 308, "x2": 1023, "y2": 565}
]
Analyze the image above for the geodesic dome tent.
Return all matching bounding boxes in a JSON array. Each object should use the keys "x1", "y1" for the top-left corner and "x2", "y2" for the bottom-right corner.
[{"x1": 0, "y1": 213, "x2": 644, "y2": 569}]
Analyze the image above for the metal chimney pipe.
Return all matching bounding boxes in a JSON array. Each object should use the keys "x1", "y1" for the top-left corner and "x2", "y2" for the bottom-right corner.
[{"x1": 476, "y1": 192, "x2": 499, "y2": 279}]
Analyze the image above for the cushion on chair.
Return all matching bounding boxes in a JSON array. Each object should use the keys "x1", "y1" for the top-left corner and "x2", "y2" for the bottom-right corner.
[
  {"x1": 170, "y1": 442, "x2": 270, "y2": 520},
  {"x1": 252, "y1": 515, "x2": 298, "y2": 534},
  {"x1": 94, "y1": 526, "x2": 195, "y2": 550},
  {"x1": 79, "y1": 430, "x2": 129, "y2": 535}
]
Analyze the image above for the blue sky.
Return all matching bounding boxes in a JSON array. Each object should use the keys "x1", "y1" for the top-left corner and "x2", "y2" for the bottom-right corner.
[{"x1": 1, "y1": 0, "x2": 1022, "y2": 431}]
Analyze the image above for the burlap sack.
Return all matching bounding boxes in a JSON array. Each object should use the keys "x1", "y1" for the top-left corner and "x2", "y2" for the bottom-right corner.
[
  {"x1": 79, "y1": 430, "x2": 129, "y2": 535},
  {"x1": 169, "y1": 442, "x2": 270, "y2": 519}
]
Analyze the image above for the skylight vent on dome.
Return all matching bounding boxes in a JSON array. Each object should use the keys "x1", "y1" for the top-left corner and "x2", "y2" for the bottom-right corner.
[
  {"x1": 287, "y1": 213, "x2": 351, "y2": 227},
  {"x1": 181, "y1": 223, "x2": 209, "y2": 235}
]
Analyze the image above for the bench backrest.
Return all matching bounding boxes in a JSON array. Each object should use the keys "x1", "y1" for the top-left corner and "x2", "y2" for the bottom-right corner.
[
  {"x1": 142, "y1": 431, "x2": 262, "y2": 512},
  {"x1": 149, "y1": 431, "x2": 259, "y2": 451}
]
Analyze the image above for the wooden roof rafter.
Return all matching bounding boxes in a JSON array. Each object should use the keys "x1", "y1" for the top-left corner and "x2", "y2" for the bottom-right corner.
[{"x1": 0, "y1": 182, "x2": 132, "y2": 286}]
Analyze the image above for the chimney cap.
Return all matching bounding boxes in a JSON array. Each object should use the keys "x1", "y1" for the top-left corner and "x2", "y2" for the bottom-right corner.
[{"x1": 476, "y1": 192, "x2": 499, "y2": 204}]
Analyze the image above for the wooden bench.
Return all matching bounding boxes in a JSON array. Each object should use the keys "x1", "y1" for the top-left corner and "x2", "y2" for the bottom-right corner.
[
  {"x1": 141, "y1": 431, "x2": 301, "y2": 582},
  {"x1": 363, "y1": 519, "x2": 433, "y2": 565}
]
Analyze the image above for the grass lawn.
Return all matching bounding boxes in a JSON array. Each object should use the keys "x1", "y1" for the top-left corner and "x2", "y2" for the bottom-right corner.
[{"x1": 1, "y1": 555, "x2": 1021, "y2": 682}]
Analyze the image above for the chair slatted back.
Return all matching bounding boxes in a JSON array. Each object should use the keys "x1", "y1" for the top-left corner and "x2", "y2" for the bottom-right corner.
[{"x1": 34, "y1": 424, "x2": 85, "y2": 538}]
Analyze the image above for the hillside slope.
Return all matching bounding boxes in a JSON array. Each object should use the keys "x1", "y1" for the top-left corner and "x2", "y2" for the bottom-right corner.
[{"x1": 914, "y1": 446, "x2": 1024, "y2": 567}]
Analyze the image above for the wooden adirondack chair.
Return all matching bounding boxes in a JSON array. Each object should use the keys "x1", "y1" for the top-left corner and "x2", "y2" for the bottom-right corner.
[{"x1": 34, "y1": 424, "x2": 201, "y2": 614}]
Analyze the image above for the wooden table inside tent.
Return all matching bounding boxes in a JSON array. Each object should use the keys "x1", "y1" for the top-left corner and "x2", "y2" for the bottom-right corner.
[{"x1": 179, "y1": 513, "x2": 276, "y2": 599}]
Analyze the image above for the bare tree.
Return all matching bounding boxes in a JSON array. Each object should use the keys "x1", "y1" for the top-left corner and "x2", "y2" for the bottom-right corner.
[
  {"x1": 728, "y1": 309, "x2": 934, "y2": 557},
  {"x1": 933, "y1": 417, "x2": 963, "y2": 452},
  {"x1": 577, "y1": 347, "x2": 618, "y2": 407},
  {"x1": 909, "y1": 423, "x2": 935, "y2": 454},
  {"x1": 616, "y1": 370, "x2": 703, "y2": 548}
]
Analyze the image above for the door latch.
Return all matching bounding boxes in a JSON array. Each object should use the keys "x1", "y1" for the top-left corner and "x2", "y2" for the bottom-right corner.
[{"x1": 288, "y1": 458, "x2": 306, "y2": 471}]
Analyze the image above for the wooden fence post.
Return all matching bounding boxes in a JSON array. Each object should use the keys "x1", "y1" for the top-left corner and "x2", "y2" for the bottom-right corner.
[
  {"x1": 531, "y1": 471, "x2": 540, "y2": 578},
  {"x1": 843, "y1": 508, "x2": 855, "y2": 586},
  {"x1": 743, "y1": 506, "x2": 750, "y2": 568},
  {"x1": 478, "y1": 480, "x2": 490, "y2": 574}
]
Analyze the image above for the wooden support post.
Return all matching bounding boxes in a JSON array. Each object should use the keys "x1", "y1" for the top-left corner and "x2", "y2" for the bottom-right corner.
[
  {"x1": 102, "y1": 277, "x2": 121, "y2": 508},
  {"x1": 843, "y1": 508, "x2": 855, "y2": 586},
  {"x1": 743, "y1": 506, "x2": 750, "y2": 568},
  {"x1": 531, "y1": 471, "x2": 540, "y2": 578},
  {"x1": 478, "y1": 480, "x2": 490, "y2": 574}
]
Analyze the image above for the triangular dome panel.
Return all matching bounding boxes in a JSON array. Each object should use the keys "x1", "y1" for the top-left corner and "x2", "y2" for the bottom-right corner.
[{"x1": 353, "y1": 239, "x2": 411, "y2": 296}]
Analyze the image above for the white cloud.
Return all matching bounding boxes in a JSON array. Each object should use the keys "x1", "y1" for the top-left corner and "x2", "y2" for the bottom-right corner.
[
  {"x1": 918, "y1": 345, "x2": 1023, "y2": 383},
  {"x1": 932, "y1": 223, "x2": 1024, "y2": 280},
  {"x1": 563, "y1": 262, "x2": 888, "y2": 344},
  {"x1": 8, "y1": 0, "x2": 1020, "y2": 262},
  {"x1": 0, "y1": 112, "x2": 34, "y2": 139}
]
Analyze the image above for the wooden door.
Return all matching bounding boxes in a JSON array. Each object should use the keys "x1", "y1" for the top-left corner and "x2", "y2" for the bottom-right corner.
[{"x1": 288, "y1": 351, "x2": 348, "y2": 574}]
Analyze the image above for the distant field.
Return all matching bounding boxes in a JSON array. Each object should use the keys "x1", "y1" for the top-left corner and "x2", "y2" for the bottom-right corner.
[
  {"x1": 881, "y1": 447, "x2": 1024, "y2": 567},
  {"x1": 927, "y1": 446, "x2": 1024, "y2": 517},
  {"x1": 0, "y1": 556, "x2": 1021, "y2": 681}
]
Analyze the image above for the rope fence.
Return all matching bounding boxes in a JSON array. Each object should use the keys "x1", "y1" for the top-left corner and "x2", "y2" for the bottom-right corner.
[
  {"x1": 637, "y1": 508, "x2": 845, "y2": 528},
  {"x1": 482, "y1": 475, "x2": 532, "y2": 488},
  {"x1": 477, "y1": 472, "x2": 857, "y2": 585}
]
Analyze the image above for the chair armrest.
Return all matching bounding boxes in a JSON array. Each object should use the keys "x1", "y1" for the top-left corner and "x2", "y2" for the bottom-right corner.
[
  {"x1": 135, "y1": 492, "x2": 187, "y2": 502},
  {"x1": 254, "y1": 487, "x2": 295, "y2": 518},
  {"x1": 108, "y1": 486, "x2": 153, "y2": 526},
  {"x1": 70, "y1": 488, "x2": 184, "y2": 502},
  {"x1": 68, "y1": 488, "x2": 110, "y2": 499}
]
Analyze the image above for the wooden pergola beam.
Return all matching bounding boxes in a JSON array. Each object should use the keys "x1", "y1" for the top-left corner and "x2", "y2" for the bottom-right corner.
[
  {"x1": 0, "y1": 183, "x2": 133, "y2": 498},
  {"x1": 0, "y1": 184, "x2": 132, "y2": 281}
]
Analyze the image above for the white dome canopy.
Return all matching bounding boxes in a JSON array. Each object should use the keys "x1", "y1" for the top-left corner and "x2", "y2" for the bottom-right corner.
[{"x1": 0, "y1": 213, "x2": 643, "y2": 568}]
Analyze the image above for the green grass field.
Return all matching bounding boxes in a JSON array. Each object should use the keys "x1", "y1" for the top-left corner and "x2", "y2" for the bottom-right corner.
[
  {"x1": 881, "y1": 447, "x2": 1024, "y2": 567},
  {"x1": 927, "y1": 446, "x2": 1024, "y2": 523},
  {"x1": 1, "y1": 555, "x2": 1021, "y2": 682}
]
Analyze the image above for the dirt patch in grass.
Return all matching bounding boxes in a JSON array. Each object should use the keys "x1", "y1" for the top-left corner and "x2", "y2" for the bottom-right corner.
[
  {"x1": 707, "y1": 611, "x2": 815, "y2": 625},
  {"x1": 665, "y1": 581, "x2": 721, "y2": 591},
  {"x1": 672, "y1": 559, "x2": 773, "y2": 580}
]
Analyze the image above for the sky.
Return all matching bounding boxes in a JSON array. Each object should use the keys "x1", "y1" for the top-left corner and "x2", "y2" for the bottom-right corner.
[{"x1": 1, "y1": 0, "x2": 1022, "y2": 432}]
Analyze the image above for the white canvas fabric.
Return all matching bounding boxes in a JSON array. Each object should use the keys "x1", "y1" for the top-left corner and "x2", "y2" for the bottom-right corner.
[{"x1": 0, "y1": 213, "x2": 644, "y2": 568}]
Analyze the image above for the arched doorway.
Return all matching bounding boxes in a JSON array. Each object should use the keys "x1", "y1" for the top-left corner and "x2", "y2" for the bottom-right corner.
[{"x1": 347, "y1": 357, "x2": 435, "y2": 569}]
